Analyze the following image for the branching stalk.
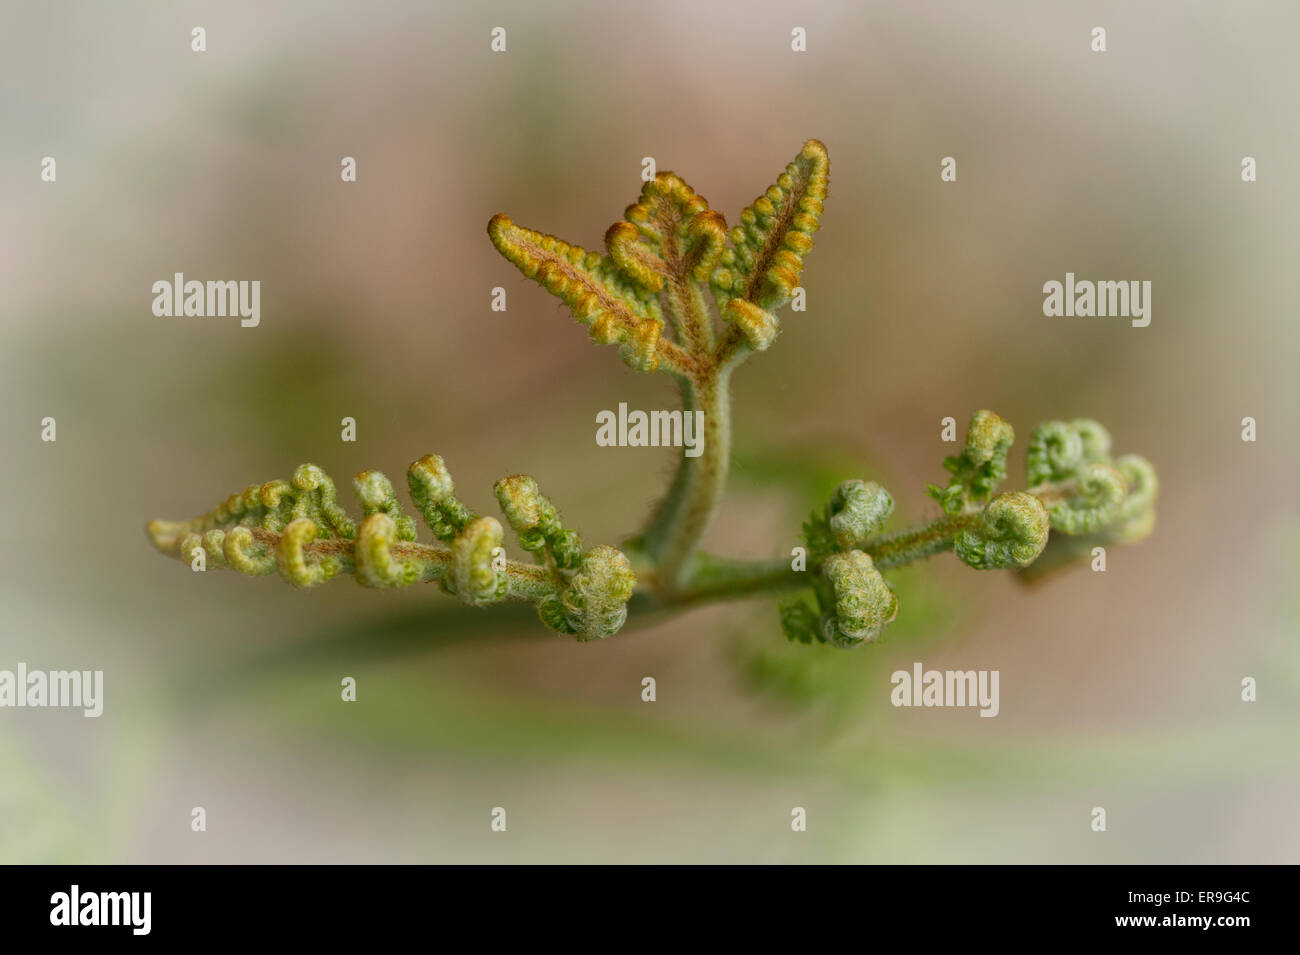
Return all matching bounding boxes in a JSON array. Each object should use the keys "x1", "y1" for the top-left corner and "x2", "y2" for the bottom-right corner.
[{"x1": 147, "y1": 140, "x2": 1157, "y2": 648}]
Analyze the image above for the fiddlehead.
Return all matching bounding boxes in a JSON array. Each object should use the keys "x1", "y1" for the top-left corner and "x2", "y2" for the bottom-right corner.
[
  {"x1": 536, "y1": 545, "x2": 636, "y2": 641},
  {"x1": 1109, "y1": 454, "x2": 1159, "y2": 542},
  {"x1": 720, "y1": 298, "x2": 780, "y2": 353},
  {"x1": 1014, "y1": 449, "x2": 1159, "y2": 582},
  {"x1": 277, "y1": 518, "x2": 343, "y2": 588},
  {"x1": 604, "y1": 172, "x2": 724, "y2": 359},
  {"x1": 223, "y1": 526, "x2": 276, "y2": 577},
  {"x1": 487, "y1": 213, "x2": 684, "y2": 374},
  {"x1": 711, "y1": 139, "x2": 830, "y2": 364},
  {"x1": 827, "y1": 480, "x2": 895, "y2": 550},
  {"x1": 782, "y1": 479, "x2": 905, "y2": 647},
  {"x1": 711, "y1": 138, "x2": 830, "y2": 311},
  {"x1": 354, "y1": 471, "x2": 418, "y2": 542},
  {"x1": 355, "y1": 513, "x2": 422, "y2": 588},
  {"x1": 818, "y1": 550, "x2": 899, "y2": 648},
  {"x1": 953, "y1": 492, "x2": 1051, "y2": 570},
  {"x1": 1025, "y1": 420, "x2": 1086, "y2": 487},
  {"x1": 776, "y1": 409, "x2": 1156, "y2": 645},
  {"x1": 445, "y1": 516, "x2": 508, "y2": 605},
  {"x1": 926, "y1": 410, "x2": 1015, "y2": 515},
  {"x1": 1040, "y1": 463, "x2": 1127, "y2": 535},
  {"x1": 1024, "y1": 420, "x2": 1147, "y2": 535},
  {"x1": 148, "y1": 457, "x2": 636, "y2": 637},
  {"x1": 494, "y1": 475, "x2": 583, "y2": 570},
  {"x1": 408, "y1": 454, "x2": 474, "y2": 543}
]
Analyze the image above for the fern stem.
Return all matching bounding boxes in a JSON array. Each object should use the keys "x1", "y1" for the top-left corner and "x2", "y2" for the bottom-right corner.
[
  {"x1": 863, "y1": 513, "x2": 975, "y2": 569},
  {"x1": 661, "y1": 515, "x2": 974, "y2": 607},
  {"x1": 641, "y1": 366, "x2": 733, "y2": 592}
]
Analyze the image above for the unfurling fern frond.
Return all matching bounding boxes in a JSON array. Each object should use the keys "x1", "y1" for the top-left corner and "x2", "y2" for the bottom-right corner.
[
  {"x1": 149, "y1": 457, "x2": 636, "y2": 640},
  {"x1": 150, "y1": 140, "x2": 1158, "y2": 652}
]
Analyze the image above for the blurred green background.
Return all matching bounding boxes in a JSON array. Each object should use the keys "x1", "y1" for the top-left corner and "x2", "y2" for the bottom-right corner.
[{"x1": 1, "y1": 0, "x2": 1297, "y2": 862}]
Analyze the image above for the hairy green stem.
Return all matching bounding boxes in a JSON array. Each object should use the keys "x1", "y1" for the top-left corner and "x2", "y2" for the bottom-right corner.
[
  {"x1": 642, "y1": 366, "x2": 733, "y2": 592},
  {"x1": 864, "y1": 513, "x2": 976, "y2": 569},
  {"x1": 657, "y1": 513, "x2": 976, "y2": 607},
  {"x1": 660, "y1": 554, "x2": 802, "y2": 606}
]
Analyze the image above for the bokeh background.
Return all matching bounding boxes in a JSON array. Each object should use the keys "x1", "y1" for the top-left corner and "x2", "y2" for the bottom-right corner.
[{"x1": 2, "y1": 0, "x2": 1297, "y2": 863}]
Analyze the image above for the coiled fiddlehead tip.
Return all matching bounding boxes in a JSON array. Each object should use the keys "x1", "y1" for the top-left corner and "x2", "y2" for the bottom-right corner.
[
  {"x1": 276, "y1": 518, "x2": 341, "y2": 588},
  {"x1": 146, "y1": 519, "x2": 186, "y2": 554},
  {"x1": 408, "y1": 454, "x2": 454, "y2": 499},
  {"x1": 354, "y1": 469, "x2": 417, "y2": 542},
  {"x1": 955, "y1": 491, "x2": 1050, "y2": 570},
  {"x1": 407, "y1": 455, "x2": 455, "y2": 524},
  {"x1": 722, "y1": 298, "x2": 779, "y2": 352},
  {"x1": 685, "y1": 210, "x2": 728, "y2": 282},
  {"x1": 617, "y1": 316, "x2": 664, "y2": 372},
  {"x1": 605, "y1": 220, "x2": 665, "y2": 293},
  {"x1": 801, "y1": 138, "x2": 830, "y2": 165},
  {"x1": 447, "y1": 516, "x2": 508, "y2": 606},
  {"x1": 1024, "y1": 419, "x2": 1153, "y2": 540},
  {"x1": 819, "y1": 550, "x2": 898, "y2": 648},
  {"x1": 493, "y1": 474, "x2": 543, "y2": 529},
  {"x1": 224, "y1": 526, "x2": 276, "y2": 577},
  {"x1": 200, "y1": 529, "x2": 228, "y2": 568},
  {"x1": 1110, "y1": 454, "x2": 1159, "y2": 542},
  {"x1": 178, "y1": 532, "x2": 203, "y2": 564},
  {"x1": 257, "y1": 479, "x2": 294, "y2": 532},
  {"x1": 965, "y1": 410, "x2": 1015, "y2": 466},
  {"x1": 493, "y1": 474, "x2": 583, "y2": 568},
  {"x1": 828, "y1": 479, "x2": 894, "y2": 549},
  {"x1": 355, "y1": 513, "x2": 419, "y2": 588},
  {"x1": 353, "y1": 469, "x2": 395, "y2": 509},
  {"x1": 1026, "y1": 420, "x2": 1084, "y2": 488},
  {"x1": 1115, "y1": 454, "x2": 1158, "y2": 508},
  {"x1": 1048, "y1": 462, "x2": 1127, "y2": 535},
  {"x1": 627, "y1": 171, "x2": 707, "y2": 224},
  {"x1": 407, "y1": 454, "x2": 474, "y2": 543},
  {"x1": 1070, "y1": 419, "x2": 1112, "y2": 460},
  {"x1": 286, "y1": 463, "x2": 355, "y2": 538},
  {"x1": 927, "y1": 409, "x2": 1015, "y2": 514},
  {"x1": 547, "y1": 545, "x2": 636, "y2": 641},
  {"x1": 150, "y1": 463, "x2": 358, "y2": 564}
]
